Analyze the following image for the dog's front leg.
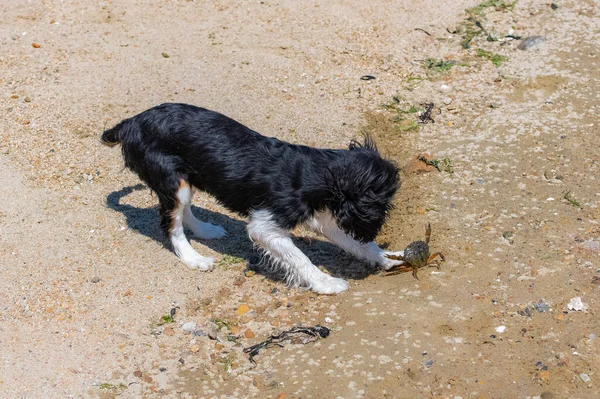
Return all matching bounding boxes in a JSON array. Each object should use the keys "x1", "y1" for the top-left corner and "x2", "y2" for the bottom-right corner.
[
  {"x1": 308, "y1": 211, "x2": 405, "y2": 271},
  {"x1": 248, "y1": 210, "x2": 349, "y2": 294}
]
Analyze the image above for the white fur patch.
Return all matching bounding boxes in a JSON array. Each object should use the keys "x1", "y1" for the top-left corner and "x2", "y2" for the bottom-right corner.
[
  {"x1": 308, "y1": 210, "x2": 405, "y2": 270},
  {"x1": 171, "y1": 184, "x2": 214, "y2": 270},
  {"x1": 183, "y1": 206, "x2": 227, "y2": 239},
  {"x1": 247, "y1": 209, "x2": 348, "y2": 294}
]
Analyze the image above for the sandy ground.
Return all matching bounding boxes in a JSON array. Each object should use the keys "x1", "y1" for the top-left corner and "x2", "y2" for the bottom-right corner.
[{"x1": 1, "y1": 0, "x2": 599, "y2": 398}]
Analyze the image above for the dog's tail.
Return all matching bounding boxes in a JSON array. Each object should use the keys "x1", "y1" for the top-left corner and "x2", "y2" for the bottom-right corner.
[{"x1": 100, "y1": 120, "x2": 127, "y2": 147}]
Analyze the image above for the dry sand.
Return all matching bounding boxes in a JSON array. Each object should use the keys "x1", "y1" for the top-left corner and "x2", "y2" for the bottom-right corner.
[{"x1": 1, "y1": 0, "x2": 599, "y2": 398}]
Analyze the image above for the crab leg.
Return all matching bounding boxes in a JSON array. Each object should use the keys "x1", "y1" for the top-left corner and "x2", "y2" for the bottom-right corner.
[{"x1": 428, "y1": 252, "x2": 445, "y2": 262}]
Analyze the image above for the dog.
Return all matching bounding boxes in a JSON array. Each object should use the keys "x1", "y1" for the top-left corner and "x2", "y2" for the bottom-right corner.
[{"x1": 101, "y1": 103, "x2": 406, "y2": 294}]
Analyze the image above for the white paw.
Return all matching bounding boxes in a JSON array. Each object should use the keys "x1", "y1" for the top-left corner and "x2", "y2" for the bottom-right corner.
[
  {"x1": 189, "y1": 222, "x2": 227, "y2": 240},
  {"x1": 310, "y1": 275, "x2": 349, "y2": 295},
  {"x1": 180, "y1": 253, "x2": 215, "y2": 271},
  {"x1": 380, "y1": 250, "x2": 406, "y2": 271}
]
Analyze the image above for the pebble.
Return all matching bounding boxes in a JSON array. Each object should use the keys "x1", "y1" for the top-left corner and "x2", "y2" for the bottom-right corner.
[
  {"x1": 443, "y1": 97, "x2": 452, "y2": 105},
  {"x1": 518, "y1": 307, "x2": 533, "y2": 317},
  {"x1": 237, "y1": 304, "x2": 250, "y2": 315},
  {"x1": 579, "y1": 240, "x2": 600, "y2": 253},
  {"x1": 403, "y1": 154, "x2": 437, "y2": 174},
  {"x1": 495, "y1": 326, "x2": 506, "y2": 333},
  {"x1": 233, "y1": 276, "x2": 246, "y2": 286},
  {"x1": 182, "y1": 322, "x2": 197, "y2": 333},
  {"x1": 440, "y1": 84, "x2": 450, "y2": 91},
  {"x1": 580, "y1": 373, "x2": 591, "y2": 383},
  {"x1": 567, "y1": 297, "x2": 587, "y2": 312},
  {"x1": 517, "y1": 36, "x2": 546, "y2": 50},
  {"x1": 190, "y1": 345, "x2": 200, "y2": 353},
  {"x1": 205, "y1": 322, "x2": 219, "y2": 340},
  {"x1": 252, "y1": 372, "x2": 279, "y2": 390},
  {"x1": 163, "y1": 327, "x2": 175, "y2": 336},
  {"x1": 557, "y1": 353, "x2": 569, "y2": 367},
  {"x1": 533, "y1": 300, "x2": 550, "y2": 313},
  {"x1": 244, "y1": 329, "x2": 256, "y2": 339},
  {"x1": 324, "y1": 317, "x2": 333, "y2": 323},
  {"x1": 423, "y1": 360, "x2": 434, "y2": 368}
]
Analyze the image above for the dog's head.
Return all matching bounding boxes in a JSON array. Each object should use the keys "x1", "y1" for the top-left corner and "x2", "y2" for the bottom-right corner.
[{"x1": 325, "y1": 137, "x2": 400, "y2": 243}]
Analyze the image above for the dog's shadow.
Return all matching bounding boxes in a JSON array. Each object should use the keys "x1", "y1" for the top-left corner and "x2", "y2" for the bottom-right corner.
[{"x1": 106, "y1": 185, "x2": 379, "y2": 282}]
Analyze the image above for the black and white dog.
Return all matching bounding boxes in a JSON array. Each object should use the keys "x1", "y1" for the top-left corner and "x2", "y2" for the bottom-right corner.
[{"x1": 102, "y1": 103, "x2": 405, "y2": 294}]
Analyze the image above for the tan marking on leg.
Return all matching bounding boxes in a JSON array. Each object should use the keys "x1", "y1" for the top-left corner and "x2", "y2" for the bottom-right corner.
[{"x1": 169, "y1": 179, "x2": 189, "y2": 233}]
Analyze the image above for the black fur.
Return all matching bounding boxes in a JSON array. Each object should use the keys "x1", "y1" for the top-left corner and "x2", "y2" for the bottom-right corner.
[{"x1": 102, "y1": 103, "x2": 399, "y2": 243}]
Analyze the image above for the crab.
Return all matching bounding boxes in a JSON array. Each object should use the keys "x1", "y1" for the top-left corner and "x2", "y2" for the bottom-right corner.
[{"x1": 384, "y1": 222, "x2": 445, "y2": 279}]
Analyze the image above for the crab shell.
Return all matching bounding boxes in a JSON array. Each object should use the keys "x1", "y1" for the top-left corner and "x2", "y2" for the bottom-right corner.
[{"x1": 402, "y1": 240, "x2": 430, "y2": 268}]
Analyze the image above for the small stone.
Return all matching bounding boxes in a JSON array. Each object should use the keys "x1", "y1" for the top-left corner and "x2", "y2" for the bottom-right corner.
[
  {"x1": 592, "y1": 276, "x2": 600, "y2": 285},
  {"x1": 163, "y1": 327, "x2": 175, "y2": 336},
  {"x1": 230, "y1": 326, "x2": 241, "y2": 335},
  {"x1": 162, "y1": 52, "x2": 170, "y2": 58},
  {"x1": 557, "y1": 353, "x2": 569, "y2": 367},
  {"x1": 190, "y1": 345, "x2": 200, "y2": 353},
  {"x1": 252, "y1": 372, "x2": 279, "y2": 390},
  {"x1": 517, "y1": 36, "x2": 546, "y2": 50},
  {"x1": 244, "y1": 329, "x2": 256, "y2": 339},
  {"x1": 182, "y1": 322, "x2": 197, "y2": 333},
  {"x1": 237, "y1": 304, "x2": 250, "y2": 315},
  {"x1": 443, "y1": 97, "x2": 452, "y2": 105},
  {"x1": 193, "y1": 330, "x2": 206, "y2": 337},
  {"x1": 32, "y1": 42, "x2": 40, "y2": 48},
  {"x1": 518, "y1": 307, "x2": 533, "y2": 317},
  {"x1": 533, "y1": 300, "x2": 550, "y2": 313},
  {"x1": 579, "y1": 240, "x2": 600, "y2": 253},
  {"x1": 143, "y1": 374, "x2": 153, "y2": 383},
  {"x1": 567, "y1": 297, "x2": 588, "y2": 312},
  {"x1": 133, "y1": 370, "x2": 143, "y2": 378},
  {"x1": 495, "y1": 326, "x2": 506, "y2": 333},
  {"x1": 233, "y1": 276, "x2": 246, "y2": 286},
  {"x1": 205, "y1": 322, "x2": 219, "y2": 340},
  {"x1": 403, "y1": 154, "x2": 437, "y2": 174},
  {"x1": 423, "y1": 360, "x2": 434, "y2": 368},
  {"x1": 440, "y1": 84, "x2": 450, "y2": 91},
  {"x1": 538, "y1": 370, "x2": 550, "y2": 381},
  {"x1": 90, "y1": 277, "x2": 101, "y2": 283},
  {"x1": 580, "y1": 373, "x2": 591, "y2": 383},
  {"x1": 324, "y1": 317, "x2": 333, "y2": 323}
]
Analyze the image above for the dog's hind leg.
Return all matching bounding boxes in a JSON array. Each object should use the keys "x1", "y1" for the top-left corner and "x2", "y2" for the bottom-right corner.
[
  {"x1": 182, "y1": 187, "x2": 227, "y2": 240},
  {"x1": 247, "y1": 209, "x2": 349, "y2": 295},
  {"x1": 159, "y1": 179, "x2": 215, "y2": 271}
]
